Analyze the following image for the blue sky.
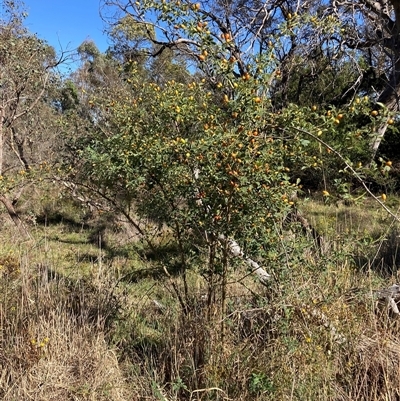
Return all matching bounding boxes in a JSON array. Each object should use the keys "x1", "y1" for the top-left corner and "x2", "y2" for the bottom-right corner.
[{"x1": 23, "y1": 0, "x2": 110, "y2": 54}]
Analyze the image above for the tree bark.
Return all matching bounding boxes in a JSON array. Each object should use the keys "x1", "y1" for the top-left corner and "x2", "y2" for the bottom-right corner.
[
  {"x1": 371, "y1": 0, "x2": 400, "y2": 156},
  {"x1": 0, "y1": 102, "x2": 30, "y2": 239},
  {"x1": 0, "y1": 195, "x2": 31, "y2": 240},
  {"x1": 0, "y1": 106, "x2": 4, "y2": 176}
]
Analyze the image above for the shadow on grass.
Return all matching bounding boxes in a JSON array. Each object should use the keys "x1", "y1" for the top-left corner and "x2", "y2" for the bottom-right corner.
[
  {"x1": 52, "y1": 236, "x2": 88, "y2": 245},
  {"x1": 108, "y1": 242, "x2": 188, "y2": 283},
  {"x1": 119, "y1": 260, "x2": 186, "y2": 283},
  {"x1": 75, "y1": 252, "x2": 101, "y2": 264},
  {"x1": 353, "y1": 227, "x2": 400, "y2": 277},
  {"x1": 36, "y1": 212, "x2": 88, "y2": 231}
]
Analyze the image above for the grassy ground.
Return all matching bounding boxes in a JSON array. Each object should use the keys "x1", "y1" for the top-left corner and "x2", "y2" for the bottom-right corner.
[{"x1": 1, "y1": 193, "x2": 400, "y2": 400}]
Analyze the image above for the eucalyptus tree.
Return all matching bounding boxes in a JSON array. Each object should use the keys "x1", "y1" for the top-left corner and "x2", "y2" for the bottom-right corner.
[
  {"x1": 0, "y1": 1, "x2": 63, "y2": 234},
  {"x1": 325, "y1": 0, "x2": 400, "y2": 156}
]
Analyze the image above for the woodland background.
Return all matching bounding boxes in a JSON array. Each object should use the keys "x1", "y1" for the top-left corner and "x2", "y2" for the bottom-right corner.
[{"x1": 2, "y1": 0, "x2": 400, "y2": 399}]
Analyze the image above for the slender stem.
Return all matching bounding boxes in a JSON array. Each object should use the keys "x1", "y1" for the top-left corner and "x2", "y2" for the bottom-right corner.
[{"x1": 207, "y1": 241, "x2": 216, "y2": 322}]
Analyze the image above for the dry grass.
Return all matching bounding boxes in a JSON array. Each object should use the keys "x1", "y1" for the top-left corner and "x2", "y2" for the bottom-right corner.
[
  {"x1": 0, "y1": 213, "x2": 137, "y2": 401},
  {"x1": 1, "y1": 197, "x2": 400, "y2": 400},
  {"x1": 2, "y1": 315, "x2": 133, "y2": 401},
  {"x1": 0, "y1": 285, "x2": 133, "y2": 400}
]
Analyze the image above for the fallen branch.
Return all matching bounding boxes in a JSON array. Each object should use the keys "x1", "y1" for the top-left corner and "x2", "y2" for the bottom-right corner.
[
  {"x1": 375, "y1": 284, "x2": 400, "y2": 315},
  {"x1": 300, "y1": 303, "x2": 346, "y2": 344},
  {"x1": 218, "y1": 234, "x2": 271, "y2": 284}
]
